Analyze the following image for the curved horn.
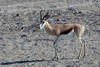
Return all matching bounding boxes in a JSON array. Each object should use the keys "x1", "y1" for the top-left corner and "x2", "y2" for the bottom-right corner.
[{"x1": 40, "y1": 10, "x2": 43, "y2": 23}]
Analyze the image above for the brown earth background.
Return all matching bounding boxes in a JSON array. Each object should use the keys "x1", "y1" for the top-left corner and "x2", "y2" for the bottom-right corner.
[{"x1": 0, "y1": 0, "x2": 100, "y2": 67}]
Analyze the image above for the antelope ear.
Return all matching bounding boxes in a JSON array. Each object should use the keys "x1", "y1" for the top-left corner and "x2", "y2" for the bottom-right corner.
[{"x1": 43, "y1": 12, "x2": 50, "y2": 20}]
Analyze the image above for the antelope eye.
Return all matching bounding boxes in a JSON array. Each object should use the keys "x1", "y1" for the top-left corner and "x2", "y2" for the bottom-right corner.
[{"x1": 42, "y1": 21, "x2": 44, "y2": 24}]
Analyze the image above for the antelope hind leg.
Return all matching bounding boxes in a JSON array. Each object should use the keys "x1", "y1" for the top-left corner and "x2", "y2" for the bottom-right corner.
[{"x1": 77, "y1": 38, "x2": 85, "y2": 59}]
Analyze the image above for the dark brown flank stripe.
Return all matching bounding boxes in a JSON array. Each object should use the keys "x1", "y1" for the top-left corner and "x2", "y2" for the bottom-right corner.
[{"x1": 60, "y1": 27, "x2": 73, "y2": 35}]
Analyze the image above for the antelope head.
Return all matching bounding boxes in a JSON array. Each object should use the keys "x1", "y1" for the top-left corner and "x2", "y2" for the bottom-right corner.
[{"x1": 39, "y1": 10, "x2": 50, "y2": 29}]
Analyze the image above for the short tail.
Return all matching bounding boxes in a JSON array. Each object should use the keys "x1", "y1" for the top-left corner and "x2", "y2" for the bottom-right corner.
[{"x1": 81, "y1": 25, "x2": 85, "y2": 35}]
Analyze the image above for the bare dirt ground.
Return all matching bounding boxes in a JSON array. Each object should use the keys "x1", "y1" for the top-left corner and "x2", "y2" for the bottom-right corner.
[{"x1": 0, "y1": 0, "x2": 100, "y2": 67}]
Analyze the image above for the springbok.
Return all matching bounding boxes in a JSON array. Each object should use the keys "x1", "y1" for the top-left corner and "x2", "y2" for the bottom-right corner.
[{"x1": 39, "y1": 10, "x2": 85, "y2": 60}]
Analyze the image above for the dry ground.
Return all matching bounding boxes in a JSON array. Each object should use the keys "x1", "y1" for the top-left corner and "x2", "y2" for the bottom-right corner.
[{"x1": 0, "y1": 0, "x2": 100, "y2": 67}]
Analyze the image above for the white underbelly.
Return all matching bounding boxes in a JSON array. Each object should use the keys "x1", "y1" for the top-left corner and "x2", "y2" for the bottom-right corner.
[{"x1": 60, "y1": 30, "x2": 74, "y2": 40}]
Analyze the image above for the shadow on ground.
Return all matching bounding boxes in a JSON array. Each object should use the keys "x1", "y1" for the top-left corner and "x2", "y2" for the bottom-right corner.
[
  {"x1": 0, "y1": 59, "x2": 55, "y2": 65},
  {"x1": 0, "y1": 58, "x2": 81, "y2": 65}
]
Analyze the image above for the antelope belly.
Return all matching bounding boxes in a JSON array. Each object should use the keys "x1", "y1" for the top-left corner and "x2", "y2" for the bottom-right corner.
[{"x1": 60, "y1": 30, "x2": 74, "y2": 39}]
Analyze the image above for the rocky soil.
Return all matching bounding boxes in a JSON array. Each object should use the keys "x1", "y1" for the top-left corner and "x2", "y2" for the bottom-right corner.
[{"x1": 0, "y1": 0, "x2": 100, "y2": 67}]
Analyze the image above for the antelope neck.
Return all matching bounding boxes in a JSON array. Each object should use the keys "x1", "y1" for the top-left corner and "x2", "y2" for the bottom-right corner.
[
  {"x1": 44, "y1": 21, "x2": 52, "y2": 30},
  {"x1": 44, "y1": 21, "x2": 54, "y2": 35}
]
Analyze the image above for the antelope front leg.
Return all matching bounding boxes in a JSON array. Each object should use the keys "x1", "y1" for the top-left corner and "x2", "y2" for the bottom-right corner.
[{"x1": 52, "y1": 36, "x2": 60, "y2": 60}]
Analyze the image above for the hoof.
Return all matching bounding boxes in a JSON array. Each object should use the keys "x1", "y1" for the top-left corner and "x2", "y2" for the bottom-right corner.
[
  {"x1": 76, "y1": 56, "x2": 80, "y2": 59},
  {"x1": 76, "y1": 56, "x2": 85, "y2": 60},
  {"x1": 52, "y1": 56, "x2": 59, "y2": 60}
]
